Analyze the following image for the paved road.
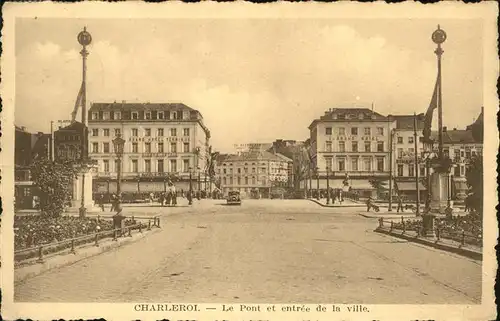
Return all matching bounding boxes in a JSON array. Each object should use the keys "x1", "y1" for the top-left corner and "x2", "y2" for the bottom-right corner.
[{"x1": 14, "y1": 199, "x2": 481, "y2": 304}]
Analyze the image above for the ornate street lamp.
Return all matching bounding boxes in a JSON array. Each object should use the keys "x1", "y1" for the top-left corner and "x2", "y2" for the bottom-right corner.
[
  {"x1": 326, "y1": 165, "x2": 331, "y2": 205},
  {"x1": 197, "y1": 166, "x2": 201, "y2": 193},
  {"x1": 188, "y1": 166, "x2": 193, "y2": 205},
  {"x1": 112, "y1": 133, "x2": 125, "y2": 211},
  {"x1": 315, "y1": 166, "x2": 320, "y2": 200}
]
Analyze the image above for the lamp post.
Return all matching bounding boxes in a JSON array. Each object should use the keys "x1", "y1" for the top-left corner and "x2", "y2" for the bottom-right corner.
[
  {"x1": 315, "y1": 166, "x2": 320, "y2": 200},
  {"x1": 188, "y1": 167, "x2": 193, "y2": 205},
  {"x1": 432, "y1": 25, "x2": 446, "y2": 161},
  {"x1": 388, "y1": 129, "x2": 396, "y2": 211},
  {"x1": 197, "y1": 166, "x2": 201, "y2": 192},
  {"x1": 112, "y1": 133, "x2": 125, "y2": 211},
  {"x1": 326, "y1": 166, "x2": 330, "y2": 205},
  {"x1": 77, "y1": 27, "x2": 92, "y2": 218}
]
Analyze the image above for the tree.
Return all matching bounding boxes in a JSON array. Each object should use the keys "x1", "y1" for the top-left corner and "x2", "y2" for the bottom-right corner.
[
  {"x1": 369, "y1": 178, "x2": 389, "y2": 198},
  {"x1": 30, "y1": 158, "x2": 78, "y2": 217},
  {"x1": 465, "y1": 155, "x2": 483, "y2": 214}
]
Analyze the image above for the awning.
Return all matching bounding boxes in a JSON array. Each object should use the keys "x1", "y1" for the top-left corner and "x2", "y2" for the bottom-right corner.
[
  {"x1": 349, "y1": 180, "x2": 375, "y2": 190},
  {"x1": 301, "y1": 179, "x2": 344, "y2": 189},
  {"x1": 396, "y1": 181, "x2": 426, "y2": 191}
]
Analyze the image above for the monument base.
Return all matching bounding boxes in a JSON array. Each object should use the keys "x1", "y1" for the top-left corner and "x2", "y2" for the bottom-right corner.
[
  {"x1": 429, "y1": 171, "x2": 453, "y2": 214},
  {"x1": 68, "y1": 163, "x2": 98, "y2": 216}
]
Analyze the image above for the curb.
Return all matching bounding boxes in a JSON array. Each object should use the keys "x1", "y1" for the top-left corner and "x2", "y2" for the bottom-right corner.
[
  {"x1": 308, "y1": 198, "x2": 366, "y2": 208},
  {"x1": 358, "y1": 213, "x2": 417, "y2": 219},
  {"x1": 14, "y1": 228, "x2": 162, "y2": 283},
  {"x1": 374, "y1": 227, "x2": 482, "y2": 261}
]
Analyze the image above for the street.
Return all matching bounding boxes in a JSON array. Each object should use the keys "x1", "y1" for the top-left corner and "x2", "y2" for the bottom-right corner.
[{"x1": 14, "y1": 199, "x2": 481, "y2": 304}]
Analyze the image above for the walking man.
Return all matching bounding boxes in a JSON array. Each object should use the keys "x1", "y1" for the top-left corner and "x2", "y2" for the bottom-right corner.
[{"x1": 397, "y1": 194, "x2": 404, "y2": 213}]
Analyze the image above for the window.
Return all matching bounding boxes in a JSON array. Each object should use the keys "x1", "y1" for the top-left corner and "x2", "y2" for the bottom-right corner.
[
  {"x1": 132, "y1": 160, "x2": 138, "y2": 172},
  {"x1": 377, "y1": 158, "x2": 384, "y2": 172},
  {"x1": 252, "y1": 168, "x2": 256, "y2": 173},
  {"x1": 92, "y1": 142, "x2": 99, "y2": 153},
  {"x1": 223, "y1": 177, "x2": 227, "y2": 185},
  {"x1": 351, "y1": 158, "x2": 358, "y2": 171},
  {"x1": 145, "y1": 128, "x2": 151, "y2": 137},
  {"x1": 158, "y1": 160, "x2": 164, "y2": 173},
  {"x1": 326, "y1": 141, "x2": 332, "y2": 152},
  {"x1": 351, "y1": 127, "x2": 358, "y2": 135},
  {"x1": 230, "y1": 168, "x2": 233, "y2": 174},
  {"x1": 145, "y1": 143, "x2": 151, "y2": 153},
  {"x1": 158, "y1": 142, "x2": 164, "y2": 153},
  {"x1": 244, "y1": 167, "x2": 248, "y2": 174},
  {"x1": 183, "y1": 159, "x2": 190, "y2": 172},
  {"x1": 183, "y1": 142, "x2": 190, "y2": 153},
  {"x1": 397, "y1": 136, "x2": 403, "y2": 144},
  {"x1": 103, "y1": 142, "x2": 110, "y2": 153},
  {"x1": 420, "y1": 165, "x2": 426, "y2": 177},
  {"x1": 115, "y1": 128, "x2": 121, "y2": 136},
  {"x1": 145, "y1": 159, "x2": 151, "y2": 172},
  {"x1": 454, "y1": 165, "x2": 460, "y2": 177},
  {"x1": 92, "y1": 129, "x2": 99, "y2": 136},
  {"x1": 114, "y1": 111, "x2": 121, "y2": 120},
  {"x1": 103, "y1": 160, "x2": 109, "y2": 173},
  {"x1": 325, "y1": 157, "x2": 333, "y2": 171},
  {"x1": 132, "y1": 112, "x2": 138, "y2": 120},
  {"x1": 245, "y1": 177, "x2": 249, "y2": 185},
  {"x1": 223, "y1": 168, "x2": 227, "y2": 174},
  {"x1": 132, "y1": 143, "x2": 138, "y2": 153},
  {"x1": 103, "y1": 129, "x2": 110, "y2": 137},
  {"x1": 364, "y1": 127, "x2": 371, "y2": 135},
  {"x1": 444, "y1": 148, "x2": 449, "y2": 158},
  {"x1": 398, "y1": 148, "x2": 404, "y2": 158},
  {"x1": 397, "y1": 164, "x2": 404, "y2": 176},
  {"x1": 157, "y1": 128, "x2": 164, "y2": 137},
  {"x1": 339, "y1": 141, "x2": 345, "y2": 152},
  {"x1": 408, "y1": 148, "x2": 414, "y2": 155},
  {"x1": 171, "y1": 128, "x2": 177, "y2": 136},
  {"x1": 338, "y1": 159, "x2": 345, "y2": 171},
  {"x1": 172, "y1": 111, "x2": 177, "y2": 120},
  {"x1": 325, "y1": 127, "x2": 332, "y2": 135},
  {"x1": 408, "y1": 164, "x2": 415, "y2": 177},
  {"x1": 237, "y1": 168, "x2": 241, "y2": 174},
  {"x1": 454, "y1": 149, "x2": 460, "y2": 160},
  {"x1": 419, "y1": 137, "x2": 424, "y2": 143},
  {"x1": 132, "y1": 128, "x2": 138, "y2": 137},
  {"x1": 364, "y1": 158, "x2": 372, "y2": 171},
  {"x1": 183, "y1": 128, "x2": 190, "y2": 136},
  {"x1": 237, "y1": 177, "x2": 241, "y2": 185},
  {"x1": 158, "y1": 111, "x2": 164, "y2": 119},
  {"x1": 377, "y1": 142, "x2": 384, "y2": 152},
  {"x1": 377, "y1": 127, "x2": 384, "y2": 135},
  {"x1": 352, "y1": 141, "x2": 358, "y2": 152},
  {"x1": 252, "y1": 177, "x2": 256, "y2": 185},
  {"x1": 103, "y1": 112, "x2": 110, "y2": 120},
  {"x1": 170, "y1": 159, "x2": 177, "y2": 172},
  {"x1": 460, "y1": 165, "x2": 465, "y2": 176},
  {"x1": 364, "y1": 141, "x2": 371, "y2": 152},
  {"x1": 408, "y1": 136, "x2": 414, "y2": 144},
  {"x1": 92, "y1": 112, "x2": 98, "y2": 120},
  {"x1": 171, "y1": 143, "x2": 177, "y2": 153},
  {"x1": 338, "y1": 127, "x2": 345, "y2": 135},
  {"x1": 145, "y1": 112, "x2": 151, "y2": 120}
]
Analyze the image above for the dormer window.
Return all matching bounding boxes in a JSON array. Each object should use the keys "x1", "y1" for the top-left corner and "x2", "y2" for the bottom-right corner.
[
  {"x1": 158, "y1": 111, "x2": 164, "y2": 120},
  {"x1": 114, "y1": 111, "x2": 121, "y2": 120},
  {"x1": 358, "y1": 113, "x2": 364, "y2": 120},
  {"x1": 103, "y1": 112, "x2": 110, "y2": 120},
  {"x1": 172, "y1": 111, "x2": 177, "y2": 120},
  {"x1": 338, "y1": 114, "x2": 345, "y2": 120},
  {"x1": 145, "y1": 112, "x2": 152, "y2": 120},
  {"x1": 332, "y1": 113, "x2": 338, "y2": 120},
  {"x1": 132, "y1": 112, "x2": 138, "y2": 120},
  {"x1": 92, "y1": 112, "x2": 98, "y2": 120}
]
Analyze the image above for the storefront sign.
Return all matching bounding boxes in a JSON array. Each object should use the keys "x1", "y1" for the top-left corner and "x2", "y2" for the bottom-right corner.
[
  {"x1": 327, "y1": 135, "x2": 382, "y2": 141},
  {"x1": 129, "y1": 136, "x2": 190, "y2": 143}
]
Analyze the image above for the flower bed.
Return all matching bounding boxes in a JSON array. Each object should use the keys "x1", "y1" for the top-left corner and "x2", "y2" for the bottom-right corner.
[{"x1": 14, "y1": 215, "x2": 138, "y2": 251}]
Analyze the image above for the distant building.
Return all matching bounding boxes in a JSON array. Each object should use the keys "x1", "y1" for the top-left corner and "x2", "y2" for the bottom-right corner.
[
  {"x1": 87, "y1": 102, "x2": 211, "y2": 197},
  {"x1": 308, "y1": 107, "x2": 394, "y2": 198},
  {"x1": 217, "y1": 150, "x2": 291, "y2": 198}
]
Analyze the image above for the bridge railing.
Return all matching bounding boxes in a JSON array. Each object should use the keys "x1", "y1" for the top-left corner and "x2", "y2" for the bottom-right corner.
[{"x1": 14, "y1": 216, "x2": 161, "y2": 263}]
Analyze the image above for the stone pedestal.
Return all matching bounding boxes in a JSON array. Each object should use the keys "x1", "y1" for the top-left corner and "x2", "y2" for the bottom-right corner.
[
  {"x1": 66, "y1": 164, "x2": 100, "y2": 214},
  {"x1": 430, "y1": 172, "x2": 452, "y2": 214}
]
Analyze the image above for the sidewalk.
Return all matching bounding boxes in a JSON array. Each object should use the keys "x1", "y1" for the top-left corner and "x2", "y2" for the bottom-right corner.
[
  {"x1": 308, "y1": 198, "x2": 366, "y2": 208},
  {"x1": 374, "y1": 226, "x2": 482, "y2": 260}
]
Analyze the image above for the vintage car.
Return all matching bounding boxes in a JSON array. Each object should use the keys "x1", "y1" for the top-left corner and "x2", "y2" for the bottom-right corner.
[{"x1": 226, "y1": 191, "x2": 242, "y2": 205}]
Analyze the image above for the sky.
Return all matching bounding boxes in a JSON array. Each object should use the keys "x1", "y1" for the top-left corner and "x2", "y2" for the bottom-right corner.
[{"x1": 15, "y1": 18, "x2": 483, "y2": 153}]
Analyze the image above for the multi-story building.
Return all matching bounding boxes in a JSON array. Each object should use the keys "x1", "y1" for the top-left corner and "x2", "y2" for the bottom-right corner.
[
  {"x1": 389, "y1": 114, "x2": 427, "y2": 201},
  {"x1": 218, "y1": 150, "x2": 291, "y2": 198},
  {"x1": 88, "y1": 102, "x2": 211, "y2": 197},
  {"x1": 308, "y1": 108, "x2": 395, "y2": 198}
]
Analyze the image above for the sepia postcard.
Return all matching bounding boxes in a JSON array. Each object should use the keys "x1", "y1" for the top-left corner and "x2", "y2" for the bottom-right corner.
[{"x1": 1, "y1": 2, "x2": 498, "y2": 320}]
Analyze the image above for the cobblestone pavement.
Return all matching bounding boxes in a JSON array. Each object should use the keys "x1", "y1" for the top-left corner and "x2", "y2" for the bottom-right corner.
[{"x1": 14, "y1": 199, "x2": 481, "y2": 304}]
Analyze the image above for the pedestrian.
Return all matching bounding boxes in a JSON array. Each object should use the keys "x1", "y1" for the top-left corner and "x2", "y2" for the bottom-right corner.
[
  {"x1": 159, "y1": 192, "x2": 165, "y2": 206},
  {"x1": 110, "y1": 194, "x2": 116, "y2": 212},
  {"x1": 397, "y1": 194, "x2": 404, "y2": 213},
  {"x1": 366, "y1": 196, "x2": 373, "y2": 212},
  {"x1": 98, "y1": 194, "x2": 105, "y2": 212},
  {"x1": 171, "y1": 185, "x2": 177, "y2": 206}
]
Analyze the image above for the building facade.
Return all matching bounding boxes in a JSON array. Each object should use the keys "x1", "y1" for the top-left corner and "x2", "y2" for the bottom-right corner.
[
  {"x1": 308, "y1": 108, "x2": 395, "y2": 198},
  {"x1": 88, "y1": 102, "x2": 211, "y2": 198},
  {"x1": 217, "y1": 150, "x2": 291, "y2": 198}
]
